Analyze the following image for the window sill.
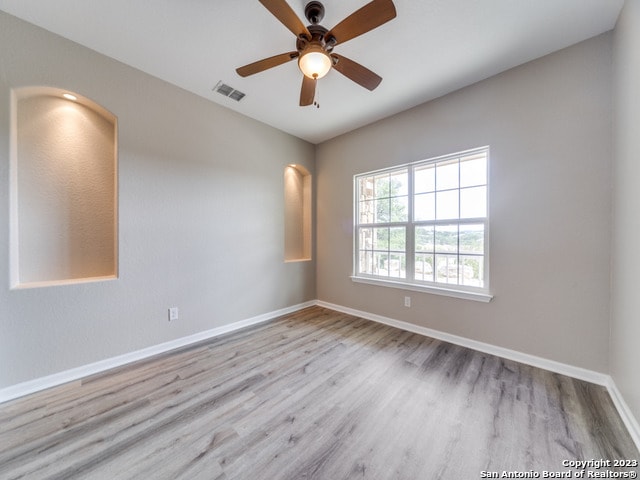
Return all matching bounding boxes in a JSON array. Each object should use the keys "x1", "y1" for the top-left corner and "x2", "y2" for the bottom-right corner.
[{"x1": 350, "y1": 276, "x2": 493, "y2": 303}]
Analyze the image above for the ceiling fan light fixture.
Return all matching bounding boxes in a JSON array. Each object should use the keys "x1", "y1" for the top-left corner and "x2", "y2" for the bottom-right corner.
[
  {"x1": 298, "y1": 45, "x2": 332, "y2": 79},
  {"x1": 236, "y1": 0, "x2": 397, "y2": 105}
]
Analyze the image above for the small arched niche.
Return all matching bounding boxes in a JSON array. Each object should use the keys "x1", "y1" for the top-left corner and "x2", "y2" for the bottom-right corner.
[
  {"x1": 10, "y1": 87, "x2": 118, "y2": 288},
  {"x1": 284, "y1": 164, "x2": 312, "y2": 262}
]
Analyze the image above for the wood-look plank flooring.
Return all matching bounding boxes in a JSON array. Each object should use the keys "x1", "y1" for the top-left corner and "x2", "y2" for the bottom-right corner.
[{"x1": 1, "y1": 306, "x2": 638, "y2": 479}]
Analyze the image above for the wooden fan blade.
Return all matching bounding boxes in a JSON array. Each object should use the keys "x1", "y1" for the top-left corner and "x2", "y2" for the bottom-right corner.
[
  {"x1": 325, "y1": 0, "x2": 396, "y2": 46},
  {"x1": 259, "y1": 0, "x2": 311, "y2": 39},
  {"x1": 300, "y1": 75, "x2": 316, "y2": 106},
  {"x1": 236, "y1": 51, "x2": 299, "y2": 77},
  {"x1": 331, "y1": 54, "x2": 382, "y2": 91}
]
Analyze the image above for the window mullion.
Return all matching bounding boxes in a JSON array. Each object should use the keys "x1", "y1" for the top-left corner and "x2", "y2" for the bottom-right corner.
[
  {"x1": 406, "y1": 166, "x2": 415, "y2": 281},
  {"x1": 457, "y1": 157, "x2": 461, "y2": 282}
]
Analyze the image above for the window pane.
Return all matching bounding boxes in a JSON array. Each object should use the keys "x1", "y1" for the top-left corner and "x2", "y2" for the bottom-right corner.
[
  {"x1": 389, "y1": 253, "x2": 406, "y2": 278},
  {"x1": 459, "y1": 224, "x2": 484, "y2": 254},
  {"x1": 374, "y1": 174, "x2": 389, "y2": 198},
  {"x1": 390, "y1": 171, "x2": 408, "y2": 196},
  {"x1": 359, "y1": 200, "x2": 374, "y2": 224},
  {"x1": 415, "y1": 254, "x2": 434, "y2": 281},
  {"x1": 359, "y1": 227, "x2": 373, "y2": 251},
  {"x1": 415, "y1": 165, "x2": 435, "y2": 193},
  {"x1": 390, "y1": 196, "x2": 408, "y2": 222},
  {"x1": 460, "y1": 186, "x2": 486, "y2": 219},
  {"x1": 436, "y1": 190, "x2": 459, "y2": 220},
  {"x1": 375, "y1": 198, "x2": 390, "y2": 223},
  {"x1": 414, "y1": 192, "x2": 435, "y2": 221},
  {"x1": 359, "y1": 250, "x2": 373, "y2": 275},
  {"x1": 460, "y1": 255, "x2": 484, "y2": 287},
  {"x1": 436, "y1": 159, "x2": 459, "y2": 191},
  {"x1": 373, "y1": 227, "x2": 389, "y2": 250},
  {"x1": 359, "y1": 177, "x2": 375, "y2": 201},
  {"x1": 415, "y1": 226, "x2": 434, "y2": 252},
  {"x1": 436, "y1": 254, "x2": 458, "y2": 284},
  {"x1": 389, "y1": 227, "x2": 406, "y2": 251},
  {"x1": 435, "y1": 225, "x2": 458, "y2": 253},
  {"x1": 374, "y1": 252, "x2": 389, "y2": 276},
  {"x1": 460, "y1": 153, "x2": 487, "y2": 188}
]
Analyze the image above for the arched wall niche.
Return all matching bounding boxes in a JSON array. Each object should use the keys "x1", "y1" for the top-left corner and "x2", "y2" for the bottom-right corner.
[
  {"x1": 284, "y1": 164, "x2": 312, "y2": 262},
  {"x1": 10, "y1": 86, "x2": 118, "y2": 288}
]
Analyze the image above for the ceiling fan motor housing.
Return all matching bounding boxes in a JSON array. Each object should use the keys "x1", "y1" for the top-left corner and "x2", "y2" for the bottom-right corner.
[{"x1": 297, "y1": 23, "x2": 330, "y2": 52}]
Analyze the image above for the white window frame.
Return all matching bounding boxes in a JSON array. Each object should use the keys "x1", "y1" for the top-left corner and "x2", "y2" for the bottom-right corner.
[{"x1": 352, "y1": 147, "x2": 492, "y2": 303}]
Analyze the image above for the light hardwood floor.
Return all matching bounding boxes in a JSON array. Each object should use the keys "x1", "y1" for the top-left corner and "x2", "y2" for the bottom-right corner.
[{"x1": 1, "y1": 306, "x2": 638, "y2": 479}]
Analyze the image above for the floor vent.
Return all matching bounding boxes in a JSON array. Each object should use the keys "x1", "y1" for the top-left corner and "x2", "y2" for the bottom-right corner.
[{"x1": 213, "y1": 81, "x2": 245, "y2": 102}]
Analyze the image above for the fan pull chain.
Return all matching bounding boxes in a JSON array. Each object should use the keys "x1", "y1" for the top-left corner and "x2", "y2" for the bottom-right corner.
[{"x1": 313, "y1": 82, "x2": 320, "y2": 108}]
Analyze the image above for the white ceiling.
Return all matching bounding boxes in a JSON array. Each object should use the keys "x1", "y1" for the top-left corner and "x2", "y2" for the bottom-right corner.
[{"x1": 0, "y1": 0, "x2": 624, "y2": 144}]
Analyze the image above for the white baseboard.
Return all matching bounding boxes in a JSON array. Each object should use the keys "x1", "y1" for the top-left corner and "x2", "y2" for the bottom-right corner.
[
  {"x1": 606, "y1": 378, "x2": 640, "y2": 452},
  {"x1": 315, "y1": 300, "x2": 640, "y2": 452},
  {"x1": 0, "y1": 300, "x2": 315, "y2": 404}
]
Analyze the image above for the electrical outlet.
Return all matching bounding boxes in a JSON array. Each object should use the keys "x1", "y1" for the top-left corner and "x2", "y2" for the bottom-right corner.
[
  {"x1": 168, "y1": 307, "x2": 179, "y2": 321},
  {"x1": 404, "y1": 296, "x2": 411, "y2": 308}
]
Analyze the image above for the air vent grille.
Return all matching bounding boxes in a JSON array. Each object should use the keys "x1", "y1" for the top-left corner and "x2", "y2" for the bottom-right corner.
[
  {"x1": 213, "y1": 81, "x2": 245, "y2": 102},
  {"x1": 228, "y1": 90, "x2": 246, "y2": 102}
]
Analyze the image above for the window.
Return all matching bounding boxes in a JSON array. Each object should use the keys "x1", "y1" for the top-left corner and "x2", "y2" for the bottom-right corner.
[{"x1": 354, "y1": 147, "x2": 490, "y2": 301}]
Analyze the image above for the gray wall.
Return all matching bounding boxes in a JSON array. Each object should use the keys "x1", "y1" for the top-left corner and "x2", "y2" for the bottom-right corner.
[
  {"x1": 612, "y1": 0, "x2": 640, "y2": 427},
  {"x1": 0, "y1": 11, "x2": 315, "y2": 388},
  {"x1": 316, "y1": 33, "x2": 613, "y2": 373}
]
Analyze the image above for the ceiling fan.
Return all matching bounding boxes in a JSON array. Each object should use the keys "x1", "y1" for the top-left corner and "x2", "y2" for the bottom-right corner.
[{"x1": 236, "y1": 0, "x2": 397, "y2": 106}]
